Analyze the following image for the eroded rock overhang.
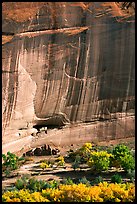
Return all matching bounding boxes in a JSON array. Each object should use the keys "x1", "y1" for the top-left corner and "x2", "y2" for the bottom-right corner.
[{"x1": 2, "y1": 2, "x2": 135, "y2": 149}]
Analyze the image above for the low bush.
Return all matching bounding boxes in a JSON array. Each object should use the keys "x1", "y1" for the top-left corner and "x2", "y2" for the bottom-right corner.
[
  {"x1": 2, "y1": 182, "x2": 135, "y2": 202},
  {"x1": 94, "y1": 176, "x2": 104, "y2": 184},
  {"x1": 15, "y1": 177, "x2": 59, "y2": 192},
  {"x1": 87, "y1": 151, "x2": 113, "y2": 172},
  {"x1": 55, "y1": 156, "x2": 65, "y2": 166},
  {"x1": 61, "y1": 177, "x2": 74, "y2": 185},
  {"x1": 111, "y1": 173, "x2": 122, "y2": 184},
  {"x1": 111, "y1": 144, "x2": 135, "y2": 172},
  {"x1": 127, "y1": 169, "x2": 135, "y2": 182},
  {"x1": 15, "y1": 176, "x2": 30, "y2": 190},
  {"x1": 78, "y1": 176, "x2": 90, "y2": 186},
  {"x1": 72, "y1": 155, "x2": 81, "y2": 171},
  {"x1": 68, "y1": 143, "x2": 92, "y2": 162},
  {"x1": 15, "y1": 178, "x2": 26, "y2": 190},
  {"x1": 39, "y1": 162, "x2": 51, "y2": 170},
  {"x1": 76, "y1": 143, "x2": 93, "y2": 162},
  {"x1": 69, "y1": 143, "x2": 135, "y2": 174},
  {"x1": 2, "y1": 152, "x2": 25, "y2": 176}
]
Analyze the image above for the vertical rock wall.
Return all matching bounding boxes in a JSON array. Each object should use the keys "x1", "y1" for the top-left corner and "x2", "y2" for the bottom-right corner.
[{"x1": 2, "y1": 2, "x2": 135, "y2": 142}]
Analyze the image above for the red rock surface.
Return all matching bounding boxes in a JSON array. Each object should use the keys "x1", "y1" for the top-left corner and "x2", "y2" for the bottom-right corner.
[{"x1": 2, "y1": 2, "x2": 135, "y2": 152}]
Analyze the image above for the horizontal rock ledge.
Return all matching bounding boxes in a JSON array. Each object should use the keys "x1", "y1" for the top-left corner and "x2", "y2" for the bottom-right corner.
[{"x1": 2, "y1": 115, "x2": 134, "y2": 155}]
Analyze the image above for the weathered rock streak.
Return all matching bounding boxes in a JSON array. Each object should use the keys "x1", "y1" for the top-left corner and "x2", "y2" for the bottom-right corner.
[{"x1": 2, "y1": 2, "x2": 135, "y2": 147}]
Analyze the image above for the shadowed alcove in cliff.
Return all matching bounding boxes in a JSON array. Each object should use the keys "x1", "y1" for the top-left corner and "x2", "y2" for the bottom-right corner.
[{"x1": 2, "y1": 2, "x2": 135, "y2": 153}]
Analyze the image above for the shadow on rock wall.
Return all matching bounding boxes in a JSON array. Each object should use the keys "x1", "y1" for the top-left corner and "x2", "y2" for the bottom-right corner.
[{"x1": 2, "y1": 2, "x2": 135, "y2": 142}]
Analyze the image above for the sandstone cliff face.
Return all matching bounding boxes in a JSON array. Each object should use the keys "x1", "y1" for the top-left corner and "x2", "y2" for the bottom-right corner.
[{"x1": 2, "y1": 2, "x2": 135, "y2": 144}]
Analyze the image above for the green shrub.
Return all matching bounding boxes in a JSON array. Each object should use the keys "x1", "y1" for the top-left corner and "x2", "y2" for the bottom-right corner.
[
  {"x1": 2, "y1": 152, "x2": 25, "y2": 177},
  {"x1": 62, "y1": 177, "x2": 74, "y2": 185},
  {"x1": 111, "y1": 173, "x2": 122, "y2": 184},
  {"x1": 120, "y1": 154, "x2": 135, "y2": 172},
  {"x1": 112, "y1": 144, "x2": 132, "y2": 159},
  {"x1": 28, "y1": 179, "x2": 52, "y2": 192},
  {"x1": 72, "y1": 162, "x2": 80, "y2": 171},
  {"x1": 72, "y1": 155, "x2": 81, "y2": 171},
  {"x1": 15, "y1": 177, "x2": 53, "y2": 192},
  {"x1": 111, "y1": 144, "x2": 135, "y2": 172},
  {"x1": 15, "y1": 178, "x2": 25, "y2": 190},
  {"x1": 15, "y1": 176, "x2": 29, "y2": 190},
  {"x1": 48, "y1": 180, "x2": 60, "y2": 189},
  {"x1": 94, "y1": 176, "x2": 103, "y2": 184},
  {"x1": 78, "y1": 177, "x2": 90, "y2": 186},
  {"x1": 127, "y1": 169, "x2": 135, "y2": 182},
  {"x1": 68, "y1": 150, "x2": 77, "y2": 162},
  {"x1": 28, "y1": 178, "x2": 39, "y2": 192},
  {"x1": 87, "y1": 151, "x2": 113, "y2": 172},
  {"x1": 29, "y1": 179, "x2": 49, "y2": 192}
]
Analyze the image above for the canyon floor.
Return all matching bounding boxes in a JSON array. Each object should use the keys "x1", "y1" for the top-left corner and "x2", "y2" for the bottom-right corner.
[{"x1": 2, "y1": 135, "x2": 135, "y2": 190}]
